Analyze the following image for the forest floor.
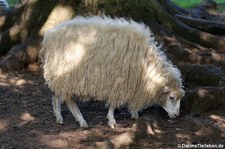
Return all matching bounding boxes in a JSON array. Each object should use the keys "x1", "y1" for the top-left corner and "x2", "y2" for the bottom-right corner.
[{"x1": 0, "y1": 64, "x2": 224, "y2": 149}]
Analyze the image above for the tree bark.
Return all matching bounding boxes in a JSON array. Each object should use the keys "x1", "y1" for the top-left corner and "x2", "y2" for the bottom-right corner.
[
  {"x1": 0, "y1": 0, "x2": 225, "y2": 72},
  {"x1": 0, "y1": 0, "x2": 77, "y2": 70},
  {"x1": 0, "y1": 36, "x2": 41, "y2": 71},
  {"x1": 180, "y1": 64, "x2": 225, "y2": 87},
  {"x1": 181, "y1": 87, "x2": 225, "y2": 114},
  {"x1": 175, "y1": 14, "x2": 225, "y2": 35},
  {"x1": 150, "y1": 0, "x2": 225, "y2": 50}
]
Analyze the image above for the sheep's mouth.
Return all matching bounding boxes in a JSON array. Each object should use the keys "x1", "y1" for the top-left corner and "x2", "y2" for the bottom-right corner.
[
  {"x1": 167, "y1": 112, "x2": 180, "y2": 119},
  {"x1": 162, "y1": 107, "x2": 180, "y2": 119}
]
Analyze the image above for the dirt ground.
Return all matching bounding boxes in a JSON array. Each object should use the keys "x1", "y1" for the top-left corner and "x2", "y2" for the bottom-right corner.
[{"x1": 0, "y1": 64, "x2": 224, "y2": 149}]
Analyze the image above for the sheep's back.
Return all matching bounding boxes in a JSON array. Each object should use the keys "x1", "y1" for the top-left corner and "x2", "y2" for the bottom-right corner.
[{"x1": 42, "y1": 19, "x2": 152, "y2": 108}]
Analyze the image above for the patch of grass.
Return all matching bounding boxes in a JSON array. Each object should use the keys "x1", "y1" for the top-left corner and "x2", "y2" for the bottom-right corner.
[
  {"x1": 171, "y1": 0, "x2": 225, "y2": 8},
  {"x1": 8, "y1": 0, "x2": 20, "y2": 6}
]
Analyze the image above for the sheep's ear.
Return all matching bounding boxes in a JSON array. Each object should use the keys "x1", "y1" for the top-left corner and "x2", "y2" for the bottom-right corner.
[
  {"x1": 163, "y1": 86, "x2": 170, "y2": 93},
  {"x1": 181, "y1": 89, "x2": 185, "y2": 96}
]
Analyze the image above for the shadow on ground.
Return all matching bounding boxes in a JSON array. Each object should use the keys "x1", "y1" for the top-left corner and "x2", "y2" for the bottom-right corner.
[{"x1": 0, "y1": 69, "x2": 224, "y2": 149}]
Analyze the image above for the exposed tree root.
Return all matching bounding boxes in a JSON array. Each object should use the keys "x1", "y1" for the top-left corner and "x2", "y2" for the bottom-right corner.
[
  {"x1": 175, "y1": 14, "x2": 225, "y2": 35},
  {"x1": 181, "y1": 87, "x2": 225, "y2": 114},
  {"x1": 0, "y1": 36, "x2": 41, "y2": 71}
]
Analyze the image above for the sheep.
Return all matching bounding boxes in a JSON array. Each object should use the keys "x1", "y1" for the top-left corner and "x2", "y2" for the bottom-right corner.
[
  {"x1": 39, "y1": 16, "x2": 185, "y2": 128},
  {"x1": 0, "y1": 0, "x2": 9, "y2": 12}
]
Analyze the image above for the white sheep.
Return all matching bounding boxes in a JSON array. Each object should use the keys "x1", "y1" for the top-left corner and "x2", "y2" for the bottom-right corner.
[{"x1": 39, "y1": 16, "x2": 185, "y2": 128}]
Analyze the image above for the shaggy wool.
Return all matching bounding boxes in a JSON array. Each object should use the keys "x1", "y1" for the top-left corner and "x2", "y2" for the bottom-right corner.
[{"x1": 40, "y1": 16, "x2": 183, "y2": 111}]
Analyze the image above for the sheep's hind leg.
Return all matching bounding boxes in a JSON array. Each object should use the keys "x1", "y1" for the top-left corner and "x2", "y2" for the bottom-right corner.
[
  {"x1": 52, "y1": 95, "x2": 63, "y2": 124},
  {"x1": 107, "y1": 106, "x2": 116, "y2": 128},
  {"x1": 66, "y1": 99, "x2": 88, "y2": 128}
]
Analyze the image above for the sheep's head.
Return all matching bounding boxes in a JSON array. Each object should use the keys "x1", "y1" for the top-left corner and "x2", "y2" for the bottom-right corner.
[{"x1": 161, "y1": 86, "x2": 185, "y2": 119}]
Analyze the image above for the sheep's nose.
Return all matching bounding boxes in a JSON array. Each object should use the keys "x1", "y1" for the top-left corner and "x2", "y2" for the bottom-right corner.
[{"x1": 174, "y1": 112, "x2": 180, "y2": 117}]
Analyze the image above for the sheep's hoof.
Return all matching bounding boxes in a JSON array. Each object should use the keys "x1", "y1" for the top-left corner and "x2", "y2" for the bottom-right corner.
[
  {"x1": 80, "y1": 121, "x2": 88, "y2": 128},
  {"x1": 108, "y1": 121, "x2": 116, "y2": 129},
  {"x1": 56, "y1": 119, "x2": 64, "y2": 125}
]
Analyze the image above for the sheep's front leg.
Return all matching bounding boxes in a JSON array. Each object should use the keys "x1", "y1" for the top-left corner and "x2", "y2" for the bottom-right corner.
[
  {"x1": 107, "y1": 106, "x2": 116, "y2": 128},
  {"x1": 52, "y1": 95, "x2": 63, "y2": 124},
  {"x1": 66, "y1": 99, "x2": 88, "y2": 128}
]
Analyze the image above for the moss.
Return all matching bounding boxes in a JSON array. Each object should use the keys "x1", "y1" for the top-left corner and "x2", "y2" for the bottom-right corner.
[{"x1": 77, "y1": 0, "x2": 154, "y2": 22}]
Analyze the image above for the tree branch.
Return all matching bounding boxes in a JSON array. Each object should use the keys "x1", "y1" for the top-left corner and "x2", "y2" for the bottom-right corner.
[{"x1": 175, "y1": 14, "x2": 225, "y2": 35}]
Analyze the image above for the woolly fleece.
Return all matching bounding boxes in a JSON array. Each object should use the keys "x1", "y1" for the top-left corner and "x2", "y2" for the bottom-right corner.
[{"x1": 40, "y1": 16, "x2": 183, "y2": 111}]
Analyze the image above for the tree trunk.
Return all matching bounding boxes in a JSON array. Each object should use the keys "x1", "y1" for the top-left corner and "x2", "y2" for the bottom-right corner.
[
  {"x1": 1, "y1": 0, "x2": 225, "y2": 71},
  {"x1": 0, "y1": 0, "x2": 224, "y2": 113},
  {"x1": 0, "y1": 0, "x2": 77, "y2": 70},
  {"x1": 175, "y1": 14, "x2": 225, "y2": 35}
]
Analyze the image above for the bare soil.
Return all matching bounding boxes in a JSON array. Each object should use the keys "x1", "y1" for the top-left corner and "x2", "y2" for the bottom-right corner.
[{"x1": 0, "y1": 64, "x2": 224, "y2": 149}]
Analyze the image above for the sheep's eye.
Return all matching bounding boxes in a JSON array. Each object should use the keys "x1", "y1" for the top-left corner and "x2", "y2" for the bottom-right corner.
[{"x1": 169, "y1": 96, "x2": 175, "y2": 100}]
